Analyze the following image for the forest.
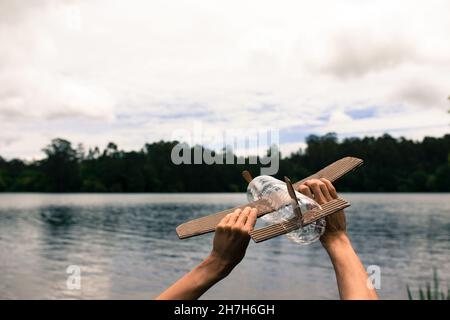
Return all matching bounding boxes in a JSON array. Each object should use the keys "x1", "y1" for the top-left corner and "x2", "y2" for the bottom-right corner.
[{"x1": 0, "y1": 133, "x2": 449, "y2": 192}]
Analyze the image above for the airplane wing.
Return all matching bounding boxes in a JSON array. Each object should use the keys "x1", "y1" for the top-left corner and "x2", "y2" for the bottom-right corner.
[
  {"x1": 176, "y1": 198, "x2": 274, "y2": 239},
  {"x1": 293, "y1": 156, "x2": 363, "y2": 188},
  {"x1": 176, "y1": 156, "x2": 363, "y2": 240}
]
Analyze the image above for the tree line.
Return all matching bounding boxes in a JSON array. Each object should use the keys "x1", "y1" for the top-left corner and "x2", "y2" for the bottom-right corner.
[{"x1": 0, "y1": 133, "x2": 449, "y2": 192}]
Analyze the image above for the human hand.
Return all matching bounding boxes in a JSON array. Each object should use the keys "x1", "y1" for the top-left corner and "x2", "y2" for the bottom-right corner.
[
  {"x1": 208, "y1": 207, "x2": 257, "y2": 278},
  {"x1": 297, "y1": 179, "x2": 378, "y2": 300},
  {"x1": 297, "y1": 178, "x2": 347, "y2": 248},
  {"x1": 156, "y1": 207, "x2": 257, "y2": 300}
]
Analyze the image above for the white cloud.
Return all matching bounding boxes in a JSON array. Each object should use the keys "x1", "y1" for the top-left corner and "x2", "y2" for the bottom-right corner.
[
  {"x1": 320, "y1": 108, "x2": 449, "y2": 137},
  {"x1": 278, "y1": 142, "x2": 308, "y2": 157},
  {"x1": 0, "y1": 0, "x2": 449, "y2": 159}
]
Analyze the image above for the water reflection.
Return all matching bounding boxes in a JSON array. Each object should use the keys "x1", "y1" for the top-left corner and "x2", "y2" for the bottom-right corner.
[{"x1": 0, "y1": 193, "x2": 449, "y2": 299}]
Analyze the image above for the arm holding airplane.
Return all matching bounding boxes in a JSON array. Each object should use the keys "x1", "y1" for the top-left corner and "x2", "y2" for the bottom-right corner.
[
  {"x1": 156, "y1": 207, "x2": 257, "y2": 300},
  {"x1": 298, "y1": 178, "x2": 379, "y2": 300}
]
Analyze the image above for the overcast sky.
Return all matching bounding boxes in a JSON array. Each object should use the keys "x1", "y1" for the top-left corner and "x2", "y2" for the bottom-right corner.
[{"x1": 0, "y1": 0, "x2": 449, "y2": 159}]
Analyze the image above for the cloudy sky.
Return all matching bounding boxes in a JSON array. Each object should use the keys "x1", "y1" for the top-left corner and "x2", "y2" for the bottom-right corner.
[{"x1": 0, "y1": 0, "x2": 449, "y2": 159}]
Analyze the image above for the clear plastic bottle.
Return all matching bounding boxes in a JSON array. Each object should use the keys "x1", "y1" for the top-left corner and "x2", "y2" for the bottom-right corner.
[{"x1": 246, "y1": 175, "x2": 326, "y2": 244}]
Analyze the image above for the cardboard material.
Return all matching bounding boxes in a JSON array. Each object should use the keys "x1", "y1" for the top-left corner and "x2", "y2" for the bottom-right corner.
[
  {"x1": 176, "y1": 157, "x2": 363, "y2": 241},
  {"x1": 249, "y1": 198, "x2": 350, "y2": 243}
]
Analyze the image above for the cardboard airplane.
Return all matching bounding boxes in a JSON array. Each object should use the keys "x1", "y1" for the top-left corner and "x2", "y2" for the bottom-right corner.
[{"x1": 176, "y1": 157, "x2": 363, "y2": 243}]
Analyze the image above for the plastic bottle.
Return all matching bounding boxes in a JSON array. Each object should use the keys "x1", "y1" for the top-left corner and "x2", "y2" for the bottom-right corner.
[{"x1": 246, "y1": 175, "x2": 326, "y2": 244}]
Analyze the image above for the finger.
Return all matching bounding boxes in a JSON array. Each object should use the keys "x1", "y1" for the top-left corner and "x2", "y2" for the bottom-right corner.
[
  {"x1": 319, "y1": 182, "x2": 333, "y2": 201},
  {"x1": 298, "y1": 184, "x2": 313, "y2": 199},
  {"x1": 227, "y1": 208, "x2": 242, "y2": 225},
  {"x1": 217, "y1": 212, "x2": 231, "y2": 227},
  {"x1": 320, "y1": 178, "x2": 337, "y2": 199},
  {"x1": 237, "y1": 206, "x2": 251, "y2": 226},
  {"x1": 305, "y1": 180, "x2": 326, "y2": 204},
  {"x1": 244, "y1": 208, "x2": 258, "y2": 231}
]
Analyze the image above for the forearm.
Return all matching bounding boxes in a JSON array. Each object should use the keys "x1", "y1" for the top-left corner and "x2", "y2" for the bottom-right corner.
[
  {"x1": 156, "y1": 207, "x2": 256, "y2": 300},
  {"x1": 323, "y1": 234, "x2": 378, "y2": 300},
  {"x1": 156, "y1": 255, "x2": 228, "y2": 300}
]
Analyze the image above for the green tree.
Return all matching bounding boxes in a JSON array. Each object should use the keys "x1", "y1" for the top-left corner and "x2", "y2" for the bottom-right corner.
[
  {"x1": 1, "y1": 134, "x2": 450, "y2": 193},
  {"x1": 41, "y1": 138, "x2": 80, "y2": 192}
]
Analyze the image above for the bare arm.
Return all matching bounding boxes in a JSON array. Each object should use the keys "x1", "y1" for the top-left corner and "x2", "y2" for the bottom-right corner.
[
  {"x1": 156, "y1": 207, "x2": 257, "y2": 300},
  {"x1": 322, "y1": 233, "x2": 377, "y2": 299},
  {"x1": 298, "y1": 178, "x2": 378, "y2": 300}
]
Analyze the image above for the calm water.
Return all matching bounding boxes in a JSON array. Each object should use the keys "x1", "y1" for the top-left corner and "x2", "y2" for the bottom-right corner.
[{"x1": 0, "y1": 193, "x2": 449, "y2": 300}]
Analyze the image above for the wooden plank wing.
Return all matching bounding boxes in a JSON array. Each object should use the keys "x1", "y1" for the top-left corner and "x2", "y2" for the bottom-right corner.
[{"x1": 249, "y1": 198, "x2": 350, "y2": 243}]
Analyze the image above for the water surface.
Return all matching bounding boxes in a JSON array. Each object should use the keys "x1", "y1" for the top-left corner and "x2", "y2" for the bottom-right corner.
[{"x1": 0, "y1": 193, "x2": 449, "y2": 299}]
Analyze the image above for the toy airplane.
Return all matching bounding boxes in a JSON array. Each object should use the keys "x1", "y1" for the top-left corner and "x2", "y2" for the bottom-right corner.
[{"x1": 176, "y1": 157, "x2": 363, "y2": 243}]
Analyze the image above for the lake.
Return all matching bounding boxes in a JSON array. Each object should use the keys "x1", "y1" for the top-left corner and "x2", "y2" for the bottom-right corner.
[{"x1": 0, "y1": 193, "x2": 449, "y2": 299}]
